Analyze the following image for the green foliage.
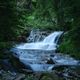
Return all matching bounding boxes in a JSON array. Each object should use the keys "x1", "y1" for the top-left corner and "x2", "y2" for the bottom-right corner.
[
  {"x1": 55, "y1": 0, "x2": 80, "y2": 59},
  {"x1": 58, "y1": 31, "x2": 80, "y2": 59},
  {"x1": 0, "y1": 0, "x2": 19, "y2": 41},
  {"x1": 23, "y1": 0, "x2": 57, "y2": 30},
  {"x1": 24, "y1": 72, "x2": 64, "y2": 80},
  {"x1": 0, "y1": 0, "x2": 80, "y2": 59},
  {"x1": 0, "y1": 42, "x2": 13, "y2": 59}
]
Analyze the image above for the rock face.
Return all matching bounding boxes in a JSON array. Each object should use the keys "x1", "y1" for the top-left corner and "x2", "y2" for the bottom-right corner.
[
  {"x1": 47, "y1": 58, "x2": 55, "y2": 64},
  {"x1": 0, "y1": 68, "x2": 80, "y2": 80},
  {"x1": 0, "y1": 59, "x2": 17, "y2": 72},
  {"x1": 27, "y1": 29, "x2": 49, "y2": 42},
  {"x1": 0, "y1": 70, "x2": 25, "y2": 80}
]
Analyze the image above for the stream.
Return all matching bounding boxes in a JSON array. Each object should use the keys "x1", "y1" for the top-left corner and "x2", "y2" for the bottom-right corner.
[{"x1": 11, "y1": 30, "x2": 80, "y2": 73}]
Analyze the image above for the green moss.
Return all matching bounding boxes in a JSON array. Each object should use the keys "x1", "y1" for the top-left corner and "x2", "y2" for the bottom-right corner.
[
  {"x1": 24, "y1": 72, "x2": 64, "y2": 80},
  {"x1": 0, "y1": 42, "x2": 13, "y2": 59},
  {"x1": 58, "y1": 32, "x2": 80, "y2": 59}
]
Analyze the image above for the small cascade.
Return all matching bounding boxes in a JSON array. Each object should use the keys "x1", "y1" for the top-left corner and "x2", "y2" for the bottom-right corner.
[
  {"x1": 43, "y1": 31, "x2": 62, "y2": 43},
  {"x1": 27, "y1": 29, "x2": 48, "y2": 42},
  {"x1": 16, "y1": 31, "x2": 63, "y2": 50},
  {"x1": 11, "y1": 31, "x2": 80, "y2": 72}
]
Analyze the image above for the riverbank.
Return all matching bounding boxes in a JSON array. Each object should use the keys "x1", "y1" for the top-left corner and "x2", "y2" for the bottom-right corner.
[{"x1": 0, "y1": 66, "x2": 80, "y2": 80}]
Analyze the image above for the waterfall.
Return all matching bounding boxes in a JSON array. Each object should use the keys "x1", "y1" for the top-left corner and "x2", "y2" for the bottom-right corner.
[
  {"x1": 11, "y1": 31, "x2": 79, "y2": 72},
  {"x1": 43, "y1": 31, "x2": 62, "y2": 43},
  {"x1": 27, "y1": 29, "x2": 48, "y2": 42},
  {"x1": 16, "y1": 31, "x2": 63, "y2": 50}
]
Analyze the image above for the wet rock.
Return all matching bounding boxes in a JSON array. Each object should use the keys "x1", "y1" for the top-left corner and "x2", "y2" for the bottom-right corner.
[
  {"x1": 53, "y1": 67, "x2": 80, "y2": 80},
  {"x1": 21, "y1": 68, "x2": 33, "y2": 73},
  {"x1": 16, "y1": 30, "x2": 29, "y2": 42},
  {"x1": 27, "y1": 29, "x2": 49, "y2": 42},
  {"x1": 0, "y1": 59, "x2": 16, "y2": 72},
  {"x1": 47, "y1": 58, "x2": 55, "y2": 64},
  {"x1": 17, "y1": 35, "x2": 27, "y2": 42},
  {"x1": 36, "y1": 72, "x2": 64, "y2": 80},
  {"x1": 15, "y1": 74, "x2": 25, "y2": 80},
  {"x1": 0, "y1": 70, "x2": 25, "y2": 80},
  {"x1": 0, "y1": 70, "x2": 16, "y2": 80},
  {"x1": 50, "y1": 54, "x2": 55, "y2": 57}
]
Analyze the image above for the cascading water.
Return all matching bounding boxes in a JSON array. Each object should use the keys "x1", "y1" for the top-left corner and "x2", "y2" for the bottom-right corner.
[
  {"x1": 11, "y1": 31, "x2": 79, "y2": 72},
  {"x1": 43, "y1": 31, "x2": 62, "y2": 43},
  {"x1": 16, "y1": 31, "x2": 63, "y2": 50},
  {"x1": 27, "y1": 29, "x2": 48, "y2": 42}
]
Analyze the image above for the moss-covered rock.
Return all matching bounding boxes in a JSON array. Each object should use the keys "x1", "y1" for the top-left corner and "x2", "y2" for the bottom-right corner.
[{"x1": 58, "y1": 32, "x2": 80, "y2": 59}]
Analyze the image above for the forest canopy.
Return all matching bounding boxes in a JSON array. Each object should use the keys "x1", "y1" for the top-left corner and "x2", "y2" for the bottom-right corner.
[{"x1": 0, "y1": 0, "x2": 80, "y2": 59}]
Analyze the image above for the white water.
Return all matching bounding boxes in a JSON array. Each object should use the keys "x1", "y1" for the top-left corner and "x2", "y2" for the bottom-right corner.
[
  {"x1": 16, "y1": 31, "x2": 63, "y2": 50},
  {"x1": 12, "y1": 31, "x2": 80, "y2": 72}
]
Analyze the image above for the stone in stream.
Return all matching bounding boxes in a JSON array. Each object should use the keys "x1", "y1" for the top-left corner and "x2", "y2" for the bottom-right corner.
[
  {"x1": 0, "y1": 70, "x2": 25, "y2": 80},
  {"x1": 0, "y1": 59, "x2": 17, "y2": 72},
  {"x1": 47, "y1": 58, "x2": 55, "y2": 64},
  {"x1": 27, "y1": 29, "x2": 49, "y2": 42}
]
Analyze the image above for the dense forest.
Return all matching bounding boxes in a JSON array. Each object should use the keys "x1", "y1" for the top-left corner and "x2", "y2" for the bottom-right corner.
[
  {"x1": 0, "y1": 0, "x2": 80, "y2": 58},
  {"x1": 0, "y1": 0, "x2": 80, "y2": 80}
]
